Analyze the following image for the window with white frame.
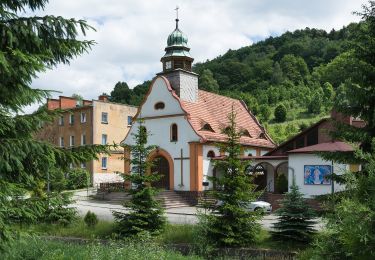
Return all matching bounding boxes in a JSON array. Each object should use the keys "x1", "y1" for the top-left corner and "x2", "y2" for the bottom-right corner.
[
  {"x1": 101, "y1": 112, "x2": 108, "y2": 124},
  {"x1": 127, "y1": 116, "x2": 132, "y2": 126},
  {"x1": 69, "y1": 114, "x2": 74, "y2": 125},
  {"x1": 69, "y1": 135, "x2": 75, "y2": 147},
  {"x1": 81, "y1": 134, "x2": 86, "y2": 145},
  {"x1": 59, "y1": 136, "x2": 64, "y2": 147},
  {"x1": 58, "y1": 116, "x2": 64, "y2": 126},
  {"x1": 102, "y1": 134, "x2": 107, "y2": 145},
  {"x1": 101, "y1": 157, "x2": 108, "y2": 169},
  {"x1": 81, "y1": 112, "x2": 86, "y2": 123}
]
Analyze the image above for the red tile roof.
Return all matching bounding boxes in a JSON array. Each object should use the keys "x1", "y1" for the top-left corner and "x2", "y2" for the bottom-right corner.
[
  {"x1": 288, "y1": 141, "x2": 354, "y2": 154},
  {"x1": 180, "y1": 90, "x2": 275, "y2": 148}
]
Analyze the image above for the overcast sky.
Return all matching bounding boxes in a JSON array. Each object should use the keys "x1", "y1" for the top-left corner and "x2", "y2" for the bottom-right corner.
[{"x1": 30, "y1": 0, "x2": 367, "y2": 103}]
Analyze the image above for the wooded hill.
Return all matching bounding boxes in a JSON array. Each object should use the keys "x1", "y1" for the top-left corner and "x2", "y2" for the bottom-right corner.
[{"x1": 109, "y1": 22, "x2": 362, "y2": 143}]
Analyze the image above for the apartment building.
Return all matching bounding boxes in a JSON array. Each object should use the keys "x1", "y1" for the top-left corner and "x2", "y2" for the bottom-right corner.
[{"x1": 38, "y1": 95, "x2": 137, "y2": 185}]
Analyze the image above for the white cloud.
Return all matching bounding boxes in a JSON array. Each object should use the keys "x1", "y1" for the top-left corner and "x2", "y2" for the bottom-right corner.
[{"x1": 27, "y1": 0, "x2": 367, "y2": 111}]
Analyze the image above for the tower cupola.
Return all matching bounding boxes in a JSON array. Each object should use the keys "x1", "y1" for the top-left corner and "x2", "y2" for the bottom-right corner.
[
  {"x1": 161, "y1": 17, "x2": 194, "y2": 72},
  {"x1": 158, "y1": 8, "x2": 198, "y2": 103}
]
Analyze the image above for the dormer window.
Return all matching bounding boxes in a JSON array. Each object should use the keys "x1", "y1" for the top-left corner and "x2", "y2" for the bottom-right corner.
[
  {"x1": 242, "y1": 129, "x2": 252, "y2": 138},
  {"x1": 200, "y1": 123, "x2": 214, "y2": 132},
  {"x1": 165, "y1": 61, "x2": 172, "y2": 70},
  {"x1": 259, "y1": 133, "x2": 267, "y2": 140},
  {"x1": 154, "y1": 102, "x2": 165, "y2": 110}
]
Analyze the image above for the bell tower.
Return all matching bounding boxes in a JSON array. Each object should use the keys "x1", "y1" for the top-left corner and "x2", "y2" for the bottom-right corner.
[{"x1": 158, "y1": 7, "x2": 199, "y2": 103}]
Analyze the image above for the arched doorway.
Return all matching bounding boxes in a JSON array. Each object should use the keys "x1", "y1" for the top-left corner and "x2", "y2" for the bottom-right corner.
[
  {"x1": 148, "y1": 148, "x2": 174, "y2": 190},
  {"x1": 152, "y1": 156, "x2": 170, "y2": 189},
  {"x1": 246, "y1": 162, "x2": 275, "y2": 192},
  {"x1": 275, "y1": 162, "x2": 289, "y2": 194}
]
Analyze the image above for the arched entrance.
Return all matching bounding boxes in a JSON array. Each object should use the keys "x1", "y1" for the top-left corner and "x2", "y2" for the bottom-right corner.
[
  {"x1": 246, "y1": 162, "x2": 275, "y2": 192},
  {"x1": 148, "y1": 148, "x2": 174, "y2": 190},
  {"x1": 152, "y1": 156, "x2": 170, "y2": 189}
]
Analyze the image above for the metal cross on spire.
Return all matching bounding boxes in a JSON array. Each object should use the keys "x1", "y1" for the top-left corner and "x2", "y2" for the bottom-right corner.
[{"x1": 175, "y1": 6, "x2": 179, "y2": 29}]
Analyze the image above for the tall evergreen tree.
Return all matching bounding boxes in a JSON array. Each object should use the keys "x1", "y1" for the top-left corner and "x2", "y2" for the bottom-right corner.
[
  {"x1": 113, "y1": 120, "x2": 166, "y2": 236},
  {"x1": 0, "y1": 0, "x2": 111, "y2": 247},
  {"x1": 312, "y1": 1, "x2": 375, "y2": 258},
  {"x1": 203, "y1": 107, "x2": 261, "y2": 247},
  {"x1": 272, "y1": 176, "x2": 316, "y2": 243}
]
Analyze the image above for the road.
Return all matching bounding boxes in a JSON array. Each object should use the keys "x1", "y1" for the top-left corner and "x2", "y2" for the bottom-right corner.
[{"x1": 71, "y1": 190, "x2": 324, "y2": 230}]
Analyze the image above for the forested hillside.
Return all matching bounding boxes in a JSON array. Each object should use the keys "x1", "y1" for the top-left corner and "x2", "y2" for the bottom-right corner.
[{"x1": 109, "y1": 22, "x2": 362, "y2": 144}]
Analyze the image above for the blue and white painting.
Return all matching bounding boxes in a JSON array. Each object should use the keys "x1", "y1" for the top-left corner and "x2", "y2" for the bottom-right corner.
[{"x1": 304, "y1": 165, "x2": 332, "y2": 185}]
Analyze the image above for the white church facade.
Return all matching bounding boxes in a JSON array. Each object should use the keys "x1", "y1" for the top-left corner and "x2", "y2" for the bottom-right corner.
[{"x1": 122, "y1": 18, "x2": 276, "y2": 199}]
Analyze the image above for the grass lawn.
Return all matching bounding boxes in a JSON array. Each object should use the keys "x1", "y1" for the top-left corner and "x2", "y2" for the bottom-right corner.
[{"x1": 1, "y1": 237, "x2": 202, "y2": 260}]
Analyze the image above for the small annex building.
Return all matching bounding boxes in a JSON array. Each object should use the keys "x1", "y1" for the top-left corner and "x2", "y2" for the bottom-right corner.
[
  {"x1": 122, "y1": 18, "x2": 276, "y2": 200},
  {"x1": 241, "y1": 111, "x2": 363, "y2": 208}
]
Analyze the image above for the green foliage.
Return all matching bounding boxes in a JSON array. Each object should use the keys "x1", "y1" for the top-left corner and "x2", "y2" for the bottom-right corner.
[
  {"x1": 0, "y1": 0, "x2": 112, "y2": 247},
  {"x1": 271, "y1": 176, "x2": 316, "y2": 243},
  {"x1": 66, "y1": 168, "x2": 90, "y2": 190},
  {"x1": 307, "y1": 92, "x2": 323, "y2": 114},
  {"x1": 84, "y1": 211, "x2": 98, "y2": 228},
  {"x1": 259, "y1": 104, "x2": 272, "y2": 122},
  {"x1": 199, "y1": 69, "x2": 219, "y2": 93},
  {"x1": 275, "y1": 173, "x2": 288, "y2": 194},
  {"x1": 202, "y1": 108, "x2": 262, "y2": 248},
  {"x1": 113, "y1": 121, "x2": 166, "y2": 237},
  {"x1": 310, "y1": 2, "x2": 375, "y2": 257},
  {"x1": 274, "y1": 104, "x2": 287, "y2": 122},
  {"x1": 110, "y1": 80, "x2": 150, "y2": 106},
  {"x1": 1, "y1": 237, "x2": 201, "y2": 260}
]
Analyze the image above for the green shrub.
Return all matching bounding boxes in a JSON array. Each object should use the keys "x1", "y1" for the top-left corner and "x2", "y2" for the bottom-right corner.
[
  {"x1": 84, "y1": 211, "x2": 98, "y2": 228},
  {"x1": 275, "y1": 174, "x2": 288, "y2": 194},
  {"x1": 66, "y1": 168, "x2": 90, "y2": 190},
  {"x1": 274, "y1": 104, "x2": 287, "y2": 122}
]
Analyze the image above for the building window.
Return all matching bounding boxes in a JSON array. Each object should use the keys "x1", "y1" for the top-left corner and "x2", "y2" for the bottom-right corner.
[
  {"x1": 154, "y1": 102, "x2": 165, "y2": 110},
  {"x1": 81, "y1": 134, "x2": 86, "y2": 145},
  {"x1": 81, "y1": 112, "x2": 86, "y2": 123},
  {"x1": 59, "y1": 137, "x2": 64, "y2": 147},
  {"x1": 101, "y1": 157, "x2": 108, "y2": 169},
  {"x1": 102, "y1": 134, "x2": 107, "y2": 145},
  {"x1": 80, "y1": 163, "x2": 86, "y2": 169},
  {"x1": 207, "y1": 150, "x2": 215, "y2": 158},
  {"x1": 69, "y1": 114, "x2": 74, "y2": 125},
  {"x1": 69, "y1": 135, "x2": 75, "y2": 147},
  {"x1": 200, "y1": 123, "x2": 214, "y2": 132},
  {"x1": 101, "y1": 112, "x2": 108, "y2": 124},
  {"x1": 242, "y1": 130, "x2": 252, "y2": 138},
  {"x1": 127, "y1": 116, "x2": 133, "y2": 126},
  {"x1": 58, "y1": 116, "x2": 64, "y2": 126},
  {"x1": 170, "y1": 123, "x2": 178, "y2": 142}
]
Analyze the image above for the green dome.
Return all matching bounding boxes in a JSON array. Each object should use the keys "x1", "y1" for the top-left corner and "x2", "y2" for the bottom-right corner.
[
  {"x1": 162, "y1": 19, "x2": 193, "y2": 60},
  {"x1": 167, "y1": 28, "x2": 188, "y2": 47}
]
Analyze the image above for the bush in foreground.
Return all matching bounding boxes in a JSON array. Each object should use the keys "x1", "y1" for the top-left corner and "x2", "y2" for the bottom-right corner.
[{"x1": 84, "y1": 211, "x2": 98, "y2": 228}]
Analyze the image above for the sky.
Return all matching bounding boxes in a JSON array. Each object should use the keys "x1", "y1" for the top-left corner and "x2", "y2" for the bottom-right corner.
[{"x1": 28, "y1": 0, "x2": 367, "y2": 106}]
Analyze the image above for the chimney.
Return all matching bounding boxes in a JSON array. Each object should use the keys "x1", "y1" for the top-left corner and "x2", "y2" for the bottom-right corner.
[
  {"x1": 98, "y1": 94, "x2": 109, "y2": 102},
  {"x1": 331, "y1": 109, "x2": 352, "y2": 125}
]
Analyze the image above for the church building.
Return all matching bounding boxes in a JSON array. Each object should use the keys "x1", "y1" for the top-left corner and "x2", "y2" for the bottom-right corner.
[{"x1": 122, "y1": 18, "x2": 276, "y2": 199}]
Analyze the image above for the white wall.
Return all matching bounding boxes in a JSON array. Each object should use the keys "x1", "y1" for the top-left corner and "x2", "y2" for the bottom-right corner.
[
  {"x1": 124, "y1": 76, "x2": 200, "y2": 191},
  {"x1": 288, "y1": 153, "x2": 346, "y2": 198}
]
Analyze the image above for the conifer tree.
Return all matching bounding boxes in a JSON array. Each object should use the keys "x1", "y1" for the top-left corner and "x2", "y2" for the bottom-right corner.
[
  {"x1": 272, "y1": 176, "x2": 316, "y2": 243},
  {"x1": 113, "y1": 120, "x2": 166, "y2": 236},
  {"x1": 204, "y1": 107, "x2": 261, "y2": 247},
  {"x1": 0, "y1": 0, "x2": 111, "y2": 247}
]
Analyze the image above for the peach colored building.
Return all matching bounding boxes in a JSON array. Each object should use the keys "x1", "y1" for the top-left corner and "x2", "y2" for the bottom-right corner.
[{"x1": 38, "y1": 95, "x2": 137, "y2": 185}]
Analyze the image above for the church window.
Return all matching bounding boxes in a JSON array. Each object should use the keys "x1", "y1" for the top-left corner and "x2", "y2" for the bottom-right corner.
[
  {"x1": 165, "y1": 61, "x2": 172, "y2": 70},
  {"x1": 154, "y1": 102, "x2": 165, "y2": 110},
  {"x1": 207, "y1": 150, "x2": 215, "y2": 158},
  {"x1": 200, "y1": 123, "x2": 214, "y2": 132},
  {"x1": 170, "y1": 123, "x2": 178, "y2": 142}
]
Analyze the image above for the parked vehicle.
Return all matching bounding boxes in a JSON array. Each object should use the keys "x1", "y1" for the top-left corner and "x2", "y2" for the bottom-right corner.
[{"x1": 215, "y1": 200, "x2": 272, "y2": 214}]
